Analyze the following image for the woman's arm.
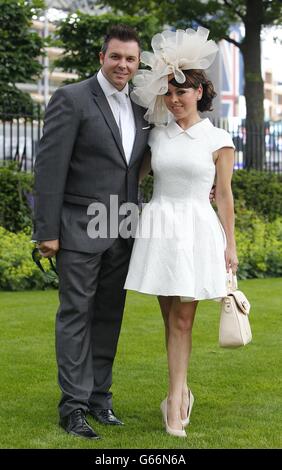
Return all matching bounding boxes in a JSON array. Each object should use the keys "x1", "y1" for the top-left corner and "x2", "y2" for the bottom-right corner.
[
  {"x1": 139, "y1": 149, "x2": 152, "y2": 184},
  {"x1": 215, "y1": 147, "x2": 239, "y2": 274}
]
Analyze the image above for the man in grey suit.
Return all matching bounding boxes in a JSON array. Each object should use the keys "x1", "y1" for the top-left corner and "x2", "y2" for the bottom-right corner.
[{"x1": 33, "y1": 25, "x2": 150, "y2": 439}]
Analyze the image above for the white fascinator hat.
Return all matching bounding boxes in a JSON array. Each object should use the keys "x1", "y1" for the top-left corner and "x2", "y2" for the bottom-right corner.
[{"x1": 131, "y1": 26, "x2": 219, "y2": 125}]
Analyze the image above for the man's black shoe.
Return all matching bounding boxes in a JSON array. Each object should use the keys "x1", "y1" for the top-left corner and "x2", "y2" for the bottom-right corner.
[
  {"x1": 89, "y1": 408, "x2": 124, "y2": 426},
  {"x1": 59, "y1": 409, "x2": 101, "y2": 439}
]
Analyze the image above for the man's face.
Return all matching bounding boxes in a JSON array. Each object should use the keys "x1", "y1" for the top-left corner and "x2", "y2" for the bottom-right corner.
[{"x1": 99, "y1": 38, "x2": 140, "y2": 90}]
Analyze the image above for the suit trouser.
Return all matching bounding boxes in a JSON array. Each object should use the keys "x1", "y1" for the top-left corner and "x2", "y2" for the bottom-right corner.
[{"x1": 55, "y1": 237, "x2": 131, "y2": 418}]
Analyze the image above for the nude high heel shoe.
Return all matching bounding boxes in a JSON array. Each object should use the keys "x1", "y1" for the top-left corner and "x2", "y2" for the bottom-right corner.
[
  {"x1": 181, "y1": 389, "x2": 194, "y2": 427},
  {"x1": 160, "y1": 398, "x2": 187, "y2": 438}
]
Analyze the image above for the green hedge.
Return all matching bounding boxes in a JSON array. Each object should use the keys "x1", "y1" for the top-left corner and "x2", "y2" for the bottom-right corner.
[
  {"x1": 0, "y1": 162, "x2": 33, "y2": 232},
  {"x1": 1, "y1": 166, "x2": 281, "y2": 233},
  {"x1": 235, "y1": 203, "x2": 282, "y2": 279},
  {"x1": 140, "y1": 170, "x2": 282, "y2": 221},
  {"x1": 0, "y1": 226, "x2": 58, "y2": 291},
  {"x1": 0, "y1": 211, "x2": 281, "y2": 290},
  {"x1": 139, "y1": 170, "x2": 282, "y2": 281},
  {"x1": 0, "y1": 167, "x2": 281, "y2": 289},
  {"x1": 232, "y1": 170, "x2": 282, "y2": 221}
]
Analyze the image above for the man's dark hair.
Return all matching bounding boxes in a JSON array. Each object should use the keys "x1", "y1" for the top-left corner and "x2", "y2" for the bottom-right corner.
[{"x1": 101, "y1": 24, "x2": 141, "y2": 54}]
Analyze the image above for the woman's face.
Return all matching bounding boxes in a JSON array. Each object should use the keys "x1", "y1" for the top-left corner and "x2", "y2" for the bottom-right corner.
[{"x1": 164, "y1": 81, "x2": 202, "y2": 119}]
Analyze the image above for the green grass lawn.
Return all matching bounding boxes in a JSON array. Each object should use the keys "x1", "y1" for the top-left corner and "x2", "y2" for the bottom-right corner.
[{"x1": 0, "y1": 278, "x2": 281, "y2": 449}]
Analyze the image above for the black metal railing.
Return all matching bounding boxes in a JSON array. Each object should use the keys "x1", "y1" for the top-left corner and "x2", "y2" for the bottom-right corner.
[
  {"x1": 0, "y1": 105, "x2": 42, "y2": 172},
  {"x1": 1, "y1": 110, "x2": 282, "y2": 173},
  {"x1": 212, "y1": 118, "x2": 282, "y2": 173}
]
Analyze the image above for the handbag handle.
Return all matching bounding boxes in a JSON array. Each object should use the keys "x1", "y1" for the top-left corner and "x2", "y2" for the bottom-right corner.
[{"x1": 227, "y1": 269, "x2": 238, "y2": 293}]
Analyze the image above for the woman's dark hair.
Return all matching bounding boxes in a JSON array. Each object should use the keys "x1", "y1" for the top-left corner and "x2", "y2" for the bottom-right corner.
[
  {"x1": 101, "y1": 24, "x2": 141, "y2": 54},
  {"x1": 169, "y1": 69, "x2": 217, "y2": 112}
]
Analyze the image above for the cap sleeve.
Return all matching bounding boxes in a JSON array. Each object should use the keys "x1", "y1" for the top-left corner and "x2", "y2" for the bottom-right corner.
[{"x1": 211, "y1": 128, "x2": 235, "y2": 153}]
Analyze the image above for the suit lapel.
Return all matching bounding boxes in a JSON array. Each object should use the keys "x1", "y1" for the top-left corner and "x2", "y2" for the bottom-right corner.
[
  {"x1": 129, "y1": 100, "x2": 145, "y2": 167},
  {"x1": 90, "y1": 75, "x2": 127, "y2": 165}
]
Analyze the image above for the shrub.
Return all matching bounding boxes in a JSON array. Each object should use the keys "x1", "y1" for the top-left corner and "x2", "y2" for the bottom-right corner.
[
  {"x1": 0, "y1": 226, "x2": 57, "y2": 291},
  {"x1": 140, "y1": 170, "x2": 282, "y2": 222},
  {"x1": 0, "y1": 162, "x2": 34, "y2": 232},
  {"x1": 140, "y1": 175, "x2": 282, "y2": 280},
  {"x1": 0, "y1": 168, "x2": 281, "y2": 289},
  {"x1": 235, "y1": 203, "x2": 282, "y2": 279},
  {"x1": 232, "y1": 170, "x2": 282, "y2": 221},
  {"x1": 1, "y1": 207, "x2": 281, "y2": 290},
  {"x1": 140, "y1": 174, "x2": 153, "y2": 203}
]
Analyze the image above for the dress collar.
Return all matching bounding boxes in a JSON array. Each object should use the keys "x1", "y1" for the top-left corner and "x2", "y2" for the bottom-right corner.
[{"x1": 166, "y1": 118, "x2": 213, "y2": 139}]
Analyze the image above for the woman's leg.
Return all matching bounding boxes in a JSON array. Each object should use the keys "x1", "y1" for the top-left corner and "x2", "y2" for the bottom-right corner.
[
  {"x1": 158, "y1": 296, "x2": 192, "y2": 421},
  {"x1": 166, "y1": 298, "x2": 198, "y2": 430},
  {"x1": 158, "y1": 296, "x2": 172, "y2": 348}
]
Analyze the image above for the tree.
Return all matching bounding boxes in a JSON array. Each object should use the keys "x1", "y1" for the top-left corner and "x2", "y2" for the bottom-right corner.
[
  {"x1": 0, "y1": 0, "x2": 45, "y2": 117},
  {"x1": 54, "y1": 12, "x2": 161, "y2": 81},
  {"x1": 102, "y1": 0, "x2": 282, "y2": 170}
]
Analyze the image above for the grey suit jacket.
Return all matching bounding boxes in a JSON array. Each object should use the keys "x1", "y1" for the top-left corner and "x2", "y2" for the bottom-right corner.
[{"x1": 33, "y1": 74, "x2": 150, "y2": 253}]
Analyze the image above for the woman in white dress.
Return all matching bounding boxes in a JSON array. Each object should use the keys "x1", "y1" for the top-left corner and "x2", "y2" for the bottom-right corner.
[{"x1": 124, "y1": 27, "x2": 239, "y2": 437}]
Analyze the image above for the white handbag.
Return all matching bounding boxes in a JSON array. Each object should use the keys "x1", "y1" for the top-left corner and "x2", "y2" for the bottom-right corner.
[{"x1": 219, "y1": 272, "x2": 252, "y2": 348}]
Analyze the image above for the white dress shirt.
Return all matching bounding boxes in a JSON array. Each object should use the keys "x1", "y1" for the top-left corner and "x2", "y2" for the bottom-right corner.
[{"x1": 97, "y1": 69, "x2": 136, "y2": 163}]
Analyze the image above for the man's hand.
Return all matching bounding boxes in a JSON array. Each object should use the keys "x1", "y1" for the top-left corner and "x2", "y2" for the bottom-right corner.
[
  {"x1": 209, "y1": 185, "x2": 216, "y2": 203},
  {"x1": 38, "y1": 239, "x2": 59, "y2": 258}
]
